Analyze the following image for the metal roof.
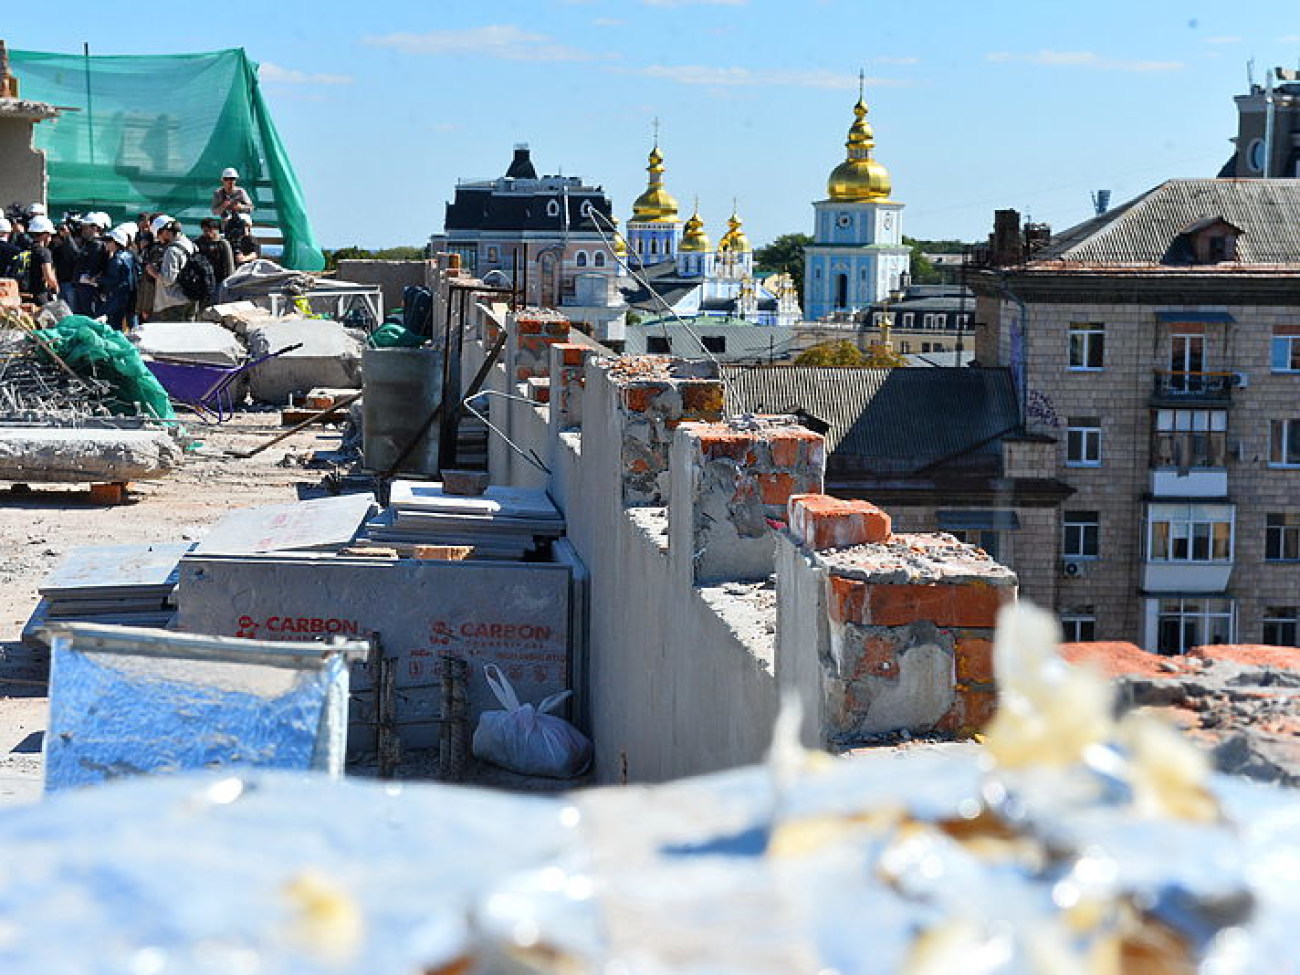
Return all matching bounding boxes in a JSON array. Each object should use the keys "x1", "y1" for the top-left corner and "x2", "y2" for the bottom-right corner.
[
  {"x1": 721, "y1": 366, "x2": 1021, "y2": 473},
  {"x1": 1033, "y1": 179, "x2": 1300, "y2": 265}
]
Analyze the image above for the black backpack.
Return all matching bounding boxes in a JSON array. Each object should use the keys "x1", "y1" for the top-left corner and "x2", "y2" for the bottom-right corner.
[{"x1": 176, "y1": 247, "x2": 216, "y2": 303}]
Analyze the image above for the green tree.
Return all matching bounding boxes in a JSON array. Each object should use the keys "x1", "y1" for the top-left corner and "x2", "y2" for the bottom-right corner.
[
  {"x1": 322, "y1": 245, "x2": 428, "y2": 272},
  {"x1": 795, "y1": 340, "x2": 868, "y2": 366},
  {"x1": 755, "y1": 233, "x2": 812, "y2": 301},
  {"x1": 903, "y1": 236, "x2": 942, "y2": 285}
]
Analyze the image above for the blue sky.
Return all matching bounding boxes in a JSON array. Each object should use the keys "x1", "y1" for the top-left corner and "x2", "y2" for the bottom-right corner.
[{"x1": 8, "y1": 1, "x2": 1300, "y2": 250}]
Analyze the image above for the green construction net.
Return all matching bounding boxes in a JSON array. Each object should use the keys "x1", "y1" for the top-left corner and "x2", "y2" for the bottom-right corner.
[
  {"x1": 10, "y1": 47, "x2": 324, "y2": 271},
  {"x1": 34, "y1": 316, "x2": 175, "y2": 421}
]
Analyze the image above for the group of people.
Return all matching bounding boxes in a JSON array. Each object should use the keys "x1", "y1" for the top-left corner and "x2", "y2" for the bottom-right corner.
[{"x1": 0, "y1": 168, "x2": 262, "y2": 330}]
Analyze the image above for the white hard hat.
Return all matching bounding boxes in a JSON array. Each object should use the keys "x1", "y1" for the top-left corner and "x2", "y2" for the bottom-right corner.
[
  {"x1": 85, "y1": 211, "x2": 111, "y2": 229},
  {"x1": 151, "y1": 214, "x2": 175, "y2": 234},
  {"x1": 114, "y1": 222, "x2": 136, "y2": 241},
  {"x1": 108, "y1": 226, "x2": 131, "y2": 247},
  {"x1": 222, "y1": 167, "x2": 240, "y2": 179},
  {"x1": 0, "y1": 217, "x2": 10, "y2": 234},
  {"x1": 27, "y1": 203, "x2": 46, "y2": 216},
  {"x1": 28, "y1": 215, "x2": 55, "y2": 234}
]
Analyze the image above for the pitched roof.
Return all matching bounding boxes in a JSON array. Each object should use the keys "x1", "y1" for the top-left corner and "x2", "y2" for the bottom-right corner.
[
  {"x1": 1033, "y1": 179, "x2": 1300, "y2": 265},
  {"x1": 721, "y1": 366, "x2": 1021, "y2": 473}
]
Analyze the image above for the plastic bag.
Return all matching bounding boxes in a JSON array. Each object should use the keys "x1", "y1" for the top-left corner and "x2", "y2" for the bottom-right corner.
[{"x1": 472, "y1": 665, "x2": 592, "y2": 779}]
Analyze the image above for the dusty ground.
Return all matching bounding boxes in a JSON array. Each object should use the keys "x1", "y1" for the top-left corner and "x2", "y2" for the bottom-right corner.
[{"x1": 0, "y1": 410, "x2": 347, "y2": 804}]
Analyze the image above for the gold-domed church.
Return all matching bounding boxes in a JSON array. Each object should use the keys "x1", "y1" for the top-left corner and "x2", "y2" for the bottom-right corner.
[
  {"x1": 620, "y1": 139, "x2": 801, "y2": 330},
  {"x1": 803, "y1": 83, "x2": 910, "y2": 321}
]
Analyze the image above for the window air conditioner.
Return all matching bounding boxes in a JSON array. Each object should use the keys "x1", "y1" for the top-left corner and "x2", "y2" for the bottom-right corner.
[{"x1": 1061, "y1": 558, "x2": 1090, "y2": 579}]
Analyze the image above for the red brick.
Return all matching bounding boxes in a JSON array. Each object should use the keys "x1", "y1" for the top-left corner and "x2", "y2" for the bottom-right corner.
[
  {"x1": 954, "y1": 636, "x2": 995, "y2": 684},
  {"x1": 553, "y1": 343, "x2": 586, "y2": 366},
  {"x1": 868, "y1": 581, "x2": 1003, "y2": 628},
  {"x1": 622, "y1": 385, "x2": 657, "y2": 412},
  {"x1": 828, "y1": 576, "x2": 868, "y2": 623},
  {"x1": 516, "y1": 366, "x2": 532, "y2": 382},
  {"x1": 935, "y1": 689, "x2": 999, "y2": 736},
  {"x1": 628, "y1": 457, "x2": 651, "y2": 473},
  {"x1": 542, "y1": 319, "x2": 571, "y2": 337},
  {"x1": 679, "y1": 382, "x2": 725, "y2": 418},
  {"x1": 697, "y1": 432, "x2": 755, "y2": 461},
  {"x1": 517, "y1": 334, "x2": 552, "y2": 354},
  {"x1": 89, "y1": 482, "x2": 129, "y2": 505},
  {"x1": 788, "y1": 495, "x2": 892, "y2": 550},
  {"x1": 853, "y1": 633, "x2": 902, "y2": 680},
  {"x1": 758, "y1": 472, "x2": 796, "y2": 505},
  {"x1": 0, "y1": 279, "x2": 18, "y2": 307},
  {"x1": 516, "y1": 317, "x2": 545, "y2": 335},
  {"x1": 770, "y1": 428, "x2": 823, "y2": 467}
]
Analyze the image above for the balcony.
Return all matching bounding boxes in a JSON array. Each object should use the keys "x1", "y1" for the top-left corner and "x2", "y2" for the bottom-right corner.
[
  {"x1": 1151, "y1": 371, "x2": 1234, "y2": 406},
  {"x1": 1142, "y1": 562, "x2": 1233, "y2": 593},
  {"x1": 1149, "y1": 469, "x2": 1228, "y2": 498}
]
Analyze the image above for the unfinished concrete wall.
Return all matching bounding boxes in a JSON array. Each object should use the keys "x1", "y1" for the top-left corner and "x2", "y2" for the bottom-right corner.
[
  {"x1": 335, "y1": 260, "x2": 429, "y2": 312},
  {"x1": 776, "y1": 495, "x2": 1017, "y2": 750},
  {"x1": 442, "y1": 254, "x2": 1023, "y2": 783},
  {"x1": 0, "y1": 109, "x2": 52, "y2": 209}
]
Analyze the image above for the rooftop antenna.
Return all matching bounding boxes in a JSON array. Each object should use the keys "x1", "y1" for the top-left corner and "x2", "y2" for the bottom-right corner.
[
  {"x1": 858, "y1": 67, "x2": 865, "y2": 101},
  {"x1": 652, "y1": 116, "x2": 660, "y2": 145},
  {"x1": 1247, "y1": 58, "x2": 1255, "y2": 89}
]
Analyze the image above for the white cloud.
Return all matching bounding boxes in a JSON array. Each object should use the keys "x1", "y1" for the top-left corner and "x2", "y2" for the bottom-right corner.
[
  {"x1": 1204, "y1": 35, "x2": 1242, "y2": 45},
  {"x1": 259, "y1": 62, "x2": 353, "y2": 85},
  {"x1": 635, "y1": 66, "x2": 906, "y2": 89},
  {"x1": 1281, "y1": 34, "x2": 1300, "y2": 43},
  {"x1": 364, "y1": 25, "x2": 592, "y2": 62},
  {"x1": 593, "y1": 17, "x2": 626, "y2": 26},
  {"x1": 986, "y1": 50, "x2": 1184, "y2": 72}
]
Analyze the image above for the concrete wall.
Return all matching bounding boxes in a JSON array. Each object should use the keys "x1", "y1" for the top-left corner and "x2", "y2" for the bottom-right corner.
[
  {"x1": 335, "y1": 260, "x2": 430, "y2": 312},
  {"x1": 435, "y1": 256, "x2": 1021, "y2": 783},
  {"x1": 0, "y1": 115, "x2": 47, "y2": 211}
]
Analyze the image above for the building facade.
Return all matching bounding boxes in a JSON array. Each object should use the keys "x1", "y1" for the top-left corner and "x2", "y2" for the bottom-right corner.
[
  {"x1": 433, "y1": 144, "x2": 617, "y2": 309},
  {"x1": 971, "y1": 179, "x2": 1300, "y2": 652},
  {"x1": 803, "y1": 95, "x2": 910, "y2": 321}
]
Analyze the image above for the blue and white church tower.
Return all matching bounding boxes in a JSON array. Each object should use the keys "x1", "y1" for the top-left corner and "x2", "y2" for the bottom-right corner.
[
  {"x1": 803, "y1": 91, "x2": 910, "y2": 321},
  {"x1": 626, "y1": 142, "x2": 681, "y2": 268}
]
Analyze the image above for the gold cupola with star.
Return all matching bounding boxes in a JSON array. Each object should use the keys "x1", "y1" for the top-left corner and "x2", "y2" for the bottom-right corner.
[
  {"x1": 631, "y1": 144, "x2": 680, "y2": 222},
  {"x1": 826, "y1": 95, "x2": 891, "y2": 202}
]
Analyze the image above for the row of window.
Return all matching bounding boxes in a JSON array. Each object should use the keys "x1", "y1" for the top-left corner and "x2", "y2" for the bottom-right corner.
[
  {"x1": 645, "y1": 335, "x2": 726, "y2": 354},
  {"x1": 1063, "y1": 411, "x2": 1300, "y2": 469},
  {"x1": 1061, "y1": 602, "x2": 1299, "y2": 651},
  {"x1": 1062, "y1": 509, "x2": 1300, "y2": 561},
  {"x1": 1066, "y1": 322, "x2": 1300, "y2": 374},
  {"x1": 481, "y1": 246, "x2": 610, "y2": 268}
]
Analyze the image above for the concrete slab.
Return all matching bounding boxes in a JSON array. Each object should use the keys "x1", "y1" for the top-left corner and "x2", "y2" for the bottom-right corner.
[
  {"x1": 193, "y1": 494, "x2": 375, "y2": 555},
  {"x1": 131, "y1": 321, "x2": 246, "y2": 367},
  {"x1": 245, "y1": 319, "x2": 363, "y2": 404},
  {"x1": 0, "y1": 427, "x2": 183, "y2": 483}
]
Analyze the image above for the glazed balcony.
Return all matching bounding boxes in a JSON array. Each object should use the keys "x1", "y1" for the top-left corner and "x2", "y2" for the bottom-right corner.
[{"x1": 1151, "y1": 371, "x2": 1234, "y2": 406}]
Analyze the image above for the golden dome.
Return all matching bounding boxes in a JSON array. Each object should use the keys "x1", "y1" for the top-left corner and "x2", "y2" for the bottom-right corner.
[
  {"x1": 631, "y1": 144, "x2": 680, "y2": 222},
  {"x1": 679, "y1": 207, "x2": 710, "y2": 252},
  {"x1": 718, "y1": 211, "x2": 750, "y2": 253},
  {"x1": 610, "y1": 216, "x2": 627, "y2": 256},
  {"x1": 827, "y1": 98, "x2": 891, "y2": 201}
]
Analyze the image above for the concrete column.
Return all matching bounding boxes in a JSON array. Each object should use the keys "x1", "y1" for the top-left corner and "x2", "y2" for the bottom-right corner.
[
  {"x1": 587, "y1": 356, "x2": 724, "y2": 507},
  {"x1": 669, "y1": 419, "x2": 825, "y2": 584},
  {"x1": 549, "y1": 342, "x2": 593, "y2": 431},
  {"x1": 507, "y1": 309, "x2": 570, "y2": 384},
  {"x1": 776, "y1": 495, "x2": 1018, "y2": 748}
]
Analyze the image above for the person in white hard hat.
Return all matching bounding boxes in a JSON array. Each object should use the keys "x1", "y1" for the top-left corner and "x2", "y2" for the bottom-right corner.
[
  {"x1": 24, "y1": 215, "x2": 58, "y2": 304},
  {"x1": 147, "y1": 215, "x2": 197, "y2": 321},
  {"x1": 99, "y1": 225, "x2": 139, "y2": 332},
  {"x1": 72, "y1": 211, "x2": 111, "y2": 316},
  {"x1": 212, "y1": 166, "x2": 252, "y2": 234},
  {"x1": 0, "y1": 215, "x2": 22, "y2": 283}
]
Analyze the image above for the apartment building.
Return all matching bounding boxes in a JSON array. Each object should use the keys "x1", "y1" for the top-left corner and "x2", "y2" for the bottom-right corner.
[{"x1": 971, "y1": 179, "x2": 1300, "y2": 652}]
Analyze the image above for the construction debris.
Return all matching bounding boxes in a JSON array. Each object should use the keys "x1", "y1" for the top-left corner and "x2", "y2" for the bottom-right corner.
[
  {"x1": 359, "y1": 480, "x2": 564, "y2": 560},
  {"x1": 0, "y1": 426, "x2": 183, "y2": 483}
]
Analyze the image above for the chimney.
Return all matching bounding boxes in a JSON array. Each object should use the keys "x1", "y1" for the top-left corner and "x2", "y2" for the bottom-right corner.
[
  {"x1": 506, "y1": 144, "x2": 538, "y2": 180},
  {"x1": 989, "y1": 209, "x2": 1023, "y2": 266}
]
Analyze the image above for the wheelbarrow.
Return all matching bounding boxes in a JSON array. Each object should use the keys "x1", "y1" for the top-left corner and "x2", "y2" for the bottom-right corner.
[{"x1": 145, "y1": 343, "x2": 304, "y2": 423}]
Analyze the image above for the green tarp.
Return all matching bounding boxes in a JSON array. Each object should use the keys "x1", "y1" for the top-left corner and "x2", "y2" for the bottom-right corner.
[{"x1": 10, "y1": 47, "x2": 324, "y2": 271}]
